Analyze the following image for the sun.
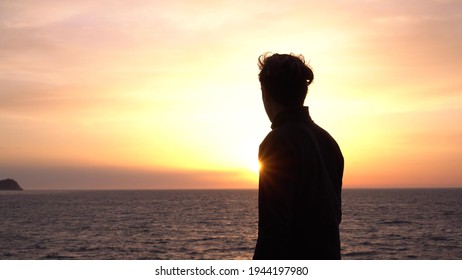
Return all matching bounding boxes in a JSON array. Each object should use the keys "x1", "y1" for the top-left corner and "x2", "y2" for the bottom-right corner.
[
  {"x1": 250, "y1": 160, "x2": 262, "y2": 173},
  {"x1": 233, "y1": 143, "x2": 261, "y2": 175},
  {"x1": 242, "y1": 152, "x2": 261, "y2": 174}
]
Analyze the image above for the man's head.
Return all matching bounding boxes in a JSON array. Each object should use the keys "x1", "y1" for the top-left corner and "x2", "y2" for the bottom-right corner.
[{"x1": 258, "y1": 53, "x2": 314, "y2": 110}]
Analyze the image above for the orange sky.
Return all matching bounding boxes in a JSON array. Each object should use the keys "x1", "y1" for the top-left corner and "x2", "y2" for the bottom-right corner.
[{"x1": 1, "y1": 0, "x2": 461, "y2": 189}]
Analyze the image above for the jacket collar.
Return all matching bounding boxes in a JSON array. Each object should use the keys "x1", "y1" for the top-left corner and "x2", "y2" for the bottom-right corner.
[{"x1": 271, "y1": 106, "x2": 313, "y2": 129}]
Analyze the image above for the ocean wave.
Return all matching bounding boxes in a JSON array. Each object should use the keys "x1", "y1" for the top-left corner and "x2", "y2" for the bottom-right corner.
[{"x1": 379, "y1": 220, "x2": 412, "y2": 225}]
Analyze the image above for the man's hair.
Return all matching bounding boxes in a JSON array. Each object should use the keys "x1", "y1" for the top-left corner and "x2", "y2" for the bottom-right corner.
[{"x1": 258, "y1": 53, "x2": 314, "y2": 107}]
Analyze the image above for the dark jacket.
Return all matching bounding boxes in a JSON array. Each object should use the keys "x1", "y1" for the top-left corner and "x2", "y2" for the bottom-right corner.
[{"x1": 253, "y1": 106, "x2": 344, "y2": 260}]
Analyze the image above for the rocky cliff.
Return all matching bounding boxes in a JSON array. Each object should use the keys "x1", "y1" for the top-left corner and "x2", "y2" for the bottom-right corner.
[{"x1": 0, "y1": 178, "x2": 23, "y2": 191}]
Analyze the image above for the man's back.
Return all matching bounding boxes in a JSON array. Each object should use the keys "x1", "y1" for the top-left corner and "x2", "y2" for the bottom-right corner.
[{"x1": 253, "y1": 106, "x2": 344, "y2": 259}]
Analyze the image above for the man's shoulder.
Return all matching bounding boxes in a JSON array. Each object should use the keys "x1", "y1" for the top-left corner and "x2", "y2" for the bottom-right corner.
[
  {"x1": 260, "y1": 128, "x2": 284, "y2": 150},
  {"x1": 260, "y1": 123, "x2": 297, "y2": 146},
  {"x1": 262, "y1": 121, "x2": 315, "y2": 143},
  {"x1": 261, "y1": 122, "x2": 342, "y2": 154},
  {"x1": 311, "y1": 123, "x2": 342, "y2": 150},
  {"x1": 259, "y1": 123, "x2": 311, "y2": 159}
]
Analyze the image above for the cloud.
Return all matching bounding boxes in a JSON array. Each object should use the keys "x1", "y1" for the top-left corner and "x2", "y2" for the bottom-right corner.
[{"x1": 0, "y1": 165, "x2": 254, "y2": 190}]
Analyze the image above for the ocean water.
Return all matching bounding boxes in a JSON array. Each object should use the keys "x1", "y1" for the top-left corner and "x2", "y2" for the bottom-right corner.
[{"x1": 1, "y1": 188, "x2": 461, "y2": 260}]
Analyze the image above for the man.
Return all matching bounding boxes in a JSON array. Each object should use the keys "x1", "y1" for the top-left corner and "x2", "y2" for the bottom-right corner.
[{"x1": 253, "y1": 53, "x2": 344, "y2": 260}]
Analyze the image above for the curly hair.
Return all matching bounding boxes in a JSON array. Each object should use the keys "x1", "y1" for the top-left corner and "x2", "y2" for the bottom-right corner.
[{"x1": 258, "y1": 53, "x2": 314, "y2": 107}]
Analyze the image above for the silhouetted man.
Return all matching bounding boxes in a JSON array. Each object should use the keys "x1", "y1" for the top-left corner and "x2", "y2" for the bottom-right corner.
[{"x1": 253, "y1": 53, "x2": 344, "y2": 260}]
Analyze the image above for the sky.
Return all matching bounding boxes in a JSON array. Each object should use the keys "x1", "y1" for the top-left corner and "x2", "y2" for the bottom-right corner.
[{"x1": 1, "y1": 0, "x2": 461, "y2": 189}]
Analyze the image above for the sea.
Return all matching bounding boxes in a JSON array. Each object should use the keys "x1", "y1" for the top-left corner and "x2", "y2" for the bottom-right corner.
[{"x1": 1, "y1": 188, "x2": 461, "y2": 260}]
